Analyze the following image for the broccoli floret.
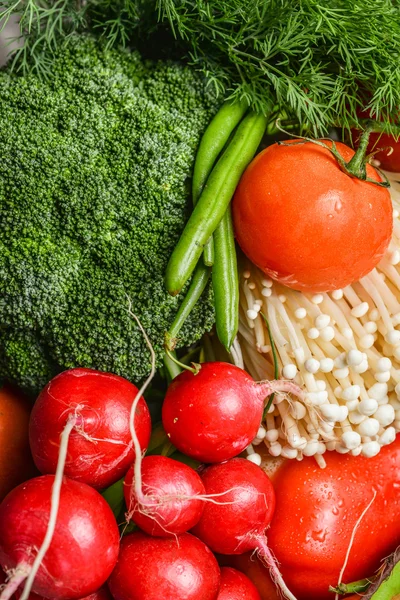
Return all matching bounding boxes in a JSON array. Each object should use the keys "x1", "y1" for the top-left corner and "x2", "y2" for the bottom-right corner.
[{"x1": 0, "y1": 35, "x2": 218, "y2": 394}]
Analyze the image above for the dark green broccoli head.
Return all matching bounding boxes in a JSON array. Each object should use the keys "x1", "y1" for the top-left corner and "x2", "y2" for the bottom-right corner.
[{"x1": 0, "y1": 35, "x2": 217, "y2": 394}]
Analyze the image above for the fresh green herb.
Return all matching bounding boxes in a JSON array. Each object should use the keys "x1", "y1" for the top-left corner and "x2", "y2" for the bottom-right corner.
[
  {"x1": 2, "y1": 0, "x2": 400, "y2": 134},
  {"x1": 159, "y1": 0, "x2": 400, "y2": 134}
]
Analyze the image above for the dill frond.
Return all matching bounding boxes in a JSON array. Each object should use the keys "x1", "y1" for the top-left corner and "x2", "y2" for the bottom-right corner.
[{"x1": 2, "y1": 0, "x2": 400, "y2": 133}]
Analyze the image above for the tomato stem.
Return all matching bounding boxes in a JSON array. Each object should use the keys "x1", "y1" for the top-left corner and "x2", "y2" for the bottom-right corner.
[
  {"x1": 345, "y1": 127, "x2": 373, "y2": 180},
  {"x1": 276, "y1": 120, "x2": 390, "y2": 188}
]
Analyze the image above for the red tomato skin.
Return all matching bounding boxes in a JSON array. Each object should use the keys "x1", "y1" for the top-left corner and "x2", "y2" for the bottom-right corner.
[
  {"x1": 267, "y1": 435, "x2": 400, "y2": 600},
  {"x1": 29, "y1": 368, "x2": 151, "y2": 490},
  {"x1": 217, "y1": 567, "x2": 261, "y2": 600},
  {"x1": 108, "y1": 532, "x2": 220, "y2": 600},
  {"x1": 232, "y1": 140, "x2": 392, "y2": 292},
  {"x1": 365, "y1": 132, "x2": 400, "y2": 172},
  {"x1": 351, "y1": 108, "x2": 400, "y2": 172}
]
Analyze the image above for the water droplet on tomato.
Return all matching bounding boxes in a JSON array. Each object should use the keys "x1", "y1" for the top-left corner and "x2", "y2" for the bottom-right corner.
[
  {"x1": 311, "y1": 528, "x2": 328, "y2": 543},
  {"x1": 332, "y1": 506, "x2": 339, "y2": 516},
  {"x1": 335, "y1": 199, "x2": 342, "y2": 212}
]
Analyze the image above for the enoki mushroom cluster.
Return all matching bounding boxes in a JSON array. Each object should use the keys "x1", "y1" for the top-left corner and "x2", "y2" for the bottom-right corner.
[{"x1": 238, "y1": 172, "x2": 400, "y2": 467}]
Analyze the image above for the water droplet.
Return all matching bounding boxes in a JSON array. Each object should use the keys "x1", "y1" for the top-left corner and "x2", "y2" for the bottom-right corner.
[
  {"x1": 311, "y1": 528, "x2": 328, "y2": 543},
  {"x1": 335, "y1": 200, "x2": 342, "y2": 212},
  {"x1": 332, "y1": 506, "x2": 339, "y2": 516}
]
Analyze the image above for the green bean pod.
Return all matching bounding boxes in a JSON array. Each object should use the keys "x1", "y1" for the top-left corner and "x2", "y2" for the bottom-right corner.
[
  {"x1": 166, "y1": 111, "x2": 268, "y2": 296},
  {"x1": 166, "y1": 260, "x2": 211, "y2": 344},
  {"x1": 212, "y1": 205, "x2": 239, "y2": 351},
  {"x1": 192, "y1": 100, "x2": 249, "y2": 204},
  {"x1": 203, "y1": 238, "x2": 215, "y2": 268},
  {"x1": 193, "y1": 100, "x2": 248, "y2": 267}
]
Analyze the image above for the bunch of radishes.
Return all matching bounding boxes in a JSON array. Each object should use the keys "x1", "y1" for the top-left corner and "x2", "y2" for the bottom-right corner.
[{"x1": 0, "y1": 361, "x2": 303, "y2": 600}]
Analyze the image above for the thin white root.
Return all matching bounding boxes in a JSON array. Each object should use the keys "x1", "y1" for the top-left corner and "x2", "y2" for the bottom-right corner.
[
  {"x1": 256, "y1": 535, "x2": 298, "y2": 600},
  {"x1": 334, "y1": 490, "x2": 377, "y2": 600},
  {"x1": 19, "y1": 415, "x2": 76, "y2": 600},
  {"x1": 126, "y1": 305, "x2": 156, "y2": 508},
  {"x1": 0, "y1": 564, "x2": 31, "y2": 600}
]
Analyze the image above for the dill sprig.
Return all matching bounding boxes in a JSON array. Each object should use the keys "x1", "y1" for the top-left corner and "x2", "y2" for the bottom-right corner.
[
  {"x1": 158, "y1": 0, "x2": 400, "y2": 134},
  {"x1": 2, "y1": 0, "x2": 400, "y2": 133}
]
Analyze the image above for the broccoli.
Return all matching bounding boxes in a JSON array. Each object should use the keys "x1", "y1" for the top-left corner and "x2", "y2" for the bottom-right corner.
[{"x1": 0, "y1": 34, "x2": 218, "y2": 394}]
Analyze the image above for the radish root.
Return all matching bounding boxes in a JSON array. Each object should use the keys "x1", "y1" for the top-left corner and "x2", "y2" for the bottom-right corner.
[
  {"x1": 256, "y1": 535, "x2": 298, "y2": 600},
  {"x1": 0, "y1": 564, "x2": 31, "y2": 600},
  {"x1": 334, "y1": 490, "x2": 377, "y2": 600},
  {"x1": 0, "y1": 415, "x2": 77, "y2": 600},
  {"x1": 126, "y1": 304, "x2": 157, "y2": 508},
  {"x1": 19, "y1": 415, "x2": 77, "y2": 600}
]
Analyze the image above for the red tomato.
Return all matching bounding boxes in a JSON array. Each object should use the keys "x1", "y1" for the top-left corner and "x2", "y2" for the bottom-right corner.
[
  {"x1": 232, "y1": 139, "x2": 392, "y2": 292},
  {"x1": 352, "y1": 130, "x2": 400, "y2": 172},
  {"x1": 351, "y1": 107, "x2": 400, "y2": 172},
  {"x1": 0, "y1": 384, "x2": 37, "y2": 501},
  {"x1": 267, "y1": 435, "x2": 400, "y2": 600}
]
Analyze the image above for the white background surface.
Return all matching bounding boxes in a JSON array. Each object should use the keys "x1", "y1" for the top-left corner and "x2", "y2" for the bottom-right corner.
[{"x1": 0, "y1": 17, "x2": 20, "y2": 66}]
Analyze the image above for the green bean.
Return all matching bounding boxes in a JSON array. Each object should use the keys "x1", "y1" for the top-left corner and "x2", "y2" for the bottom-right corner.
[
  {"x1": 203, "y1": 238, "x2": 215, "y2": 267},
  {"x1": 192, "y1": 100, "x2": 249, "y2": 204},
  {"x1": 370, "y1": 562, "x2": 400, "y2": 599},
  {"x1": 166, "y1": 261, "x2": 211, "y2": 344},
  {"x1": 163, "y1": 260, "x2": 211, "y2": 379},
  {"x1": 166, "y1": 111, "x2": 268, "y2": 296},
  {"x1": 212, "y1": 205, "x2": 238, "y2": 351},
  {"x1": 193, "y1": 100, "x2": 248, "y2": 267}
]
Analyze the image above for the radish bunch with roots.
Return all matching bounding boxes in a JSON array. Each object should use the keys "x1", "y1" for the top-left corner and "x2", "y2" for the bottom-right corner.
[
  {"x1": 162, "y1": 361, "x2": 305, "y2": 463},
  {"x1": 0, "y1": 476, "x2": 119, "y2": 600},
  {"x1": 192, "y1": 458, "x2": 298, "y2": 600},
  {"x1": 29, "y1": 367, "x2": 151, "y2": 489}
]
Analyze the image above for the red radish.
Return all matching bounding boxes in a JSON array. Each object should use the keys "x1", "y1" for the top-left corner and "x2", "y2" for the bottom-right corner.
[
  {"x1": 219, "y1": 553, "x2": 281, "y2": 600},
  {"x1": 0, "y1": 475, "x2": 119, "y2": 600},
  {"x1": 217, "y1": 568, "x2": 261, "y2": 600},
  {"x1": 162, "y1": 362, "x2": 304, "y2": 463},
  {"x1": 124, "y1": 455, "x2": 205, "y2": 537},
  {"x1": 29, "y1": 368, "x2": 151, "y2": 490},
  {"x1": 13, "y1": 585, "x2": 113, "y2": 600},
  {"x1": 191, "y1": 458, "x2": 295, "y2": 600},
  {"x1": 108, "y1": 531, "x2": 220, "y2": 600}
]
